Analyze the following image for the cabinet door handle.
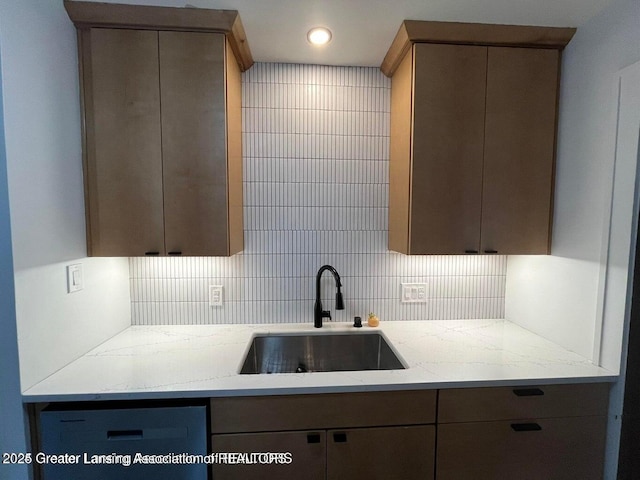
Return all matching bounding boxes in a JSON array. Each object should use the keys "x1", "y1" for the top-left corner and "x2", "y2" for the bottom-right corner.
[
  {"x1": 144, "y1": 251, "x2": 160, "y2": 256},
  {"x1": 307, "y1": 433, "x2": 321, "y2": 444},
  {"x1": 333, "y1": 432, "x2": 347, "y2": 443},
  {"x1": 168, "y1": 251, "x2": 182, "y2": 256},
  {"x1": 464, "y1": 250, "x2": 479, "y2": 254},
  {"x1": 484, "y1": 249, "x2": 498, "y2": 254},
  {"x1": 107, "y1": 429, "x2": 143, "y2": 440},
  {"x1": 513, "y1": 388, "x2": 545, "y2": 397},
  {"x1": 511, "y1": 423, "x2": 542, "y2": 432}
]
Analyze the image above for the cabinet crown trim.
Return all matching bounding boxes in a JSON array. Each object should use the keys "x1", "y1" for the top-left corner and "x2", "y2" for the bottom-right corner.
[
  {"x1": 381, "y1": 20, "x2": 576, "y2": 77},
  {"x1": 63, "y1": 0, "x2": 253, "y2": 71}
]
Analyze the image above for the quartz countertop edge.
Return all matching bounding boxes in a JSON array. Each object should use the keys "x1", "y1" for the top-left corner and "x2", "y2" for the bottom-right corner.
[{"x1": 21, "y1": 319, "x2": 617, "y2": 402}]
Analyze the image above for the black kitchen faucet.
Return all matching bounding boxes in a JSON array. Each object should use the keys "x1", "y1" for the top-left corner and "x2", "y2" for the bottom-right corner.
[{"x1": 314, "y1": 265, "x2": 344, "y2": 328}]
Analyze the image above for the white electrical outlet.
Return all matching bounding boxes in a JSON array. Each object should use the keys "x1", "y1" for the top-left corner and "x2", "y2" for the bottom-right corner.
[
  {"x1": 401, "y1": 283, "x2": 427, "y2": 303},
  {"x1": 209, "y1": 285, "x2": 223, "y2": 307},
  {"x1": 67, "y1": 264, "x2": 83, "y2": 293}
]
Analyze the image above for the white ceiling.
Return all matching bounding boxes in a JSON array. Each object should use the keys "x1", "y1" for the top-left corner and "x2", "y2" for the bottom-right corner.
[{"x1": 74, "y1": 0, "x2": 614, "y2": 67}]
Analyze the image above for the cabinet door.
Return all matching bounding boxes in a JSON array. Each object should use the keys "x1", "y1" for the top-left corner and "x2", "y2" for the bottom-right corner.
[
  {"x1": 224, "y1": 38, "x2": 245, "y2": 256},
  {"x1": 437, "y1": 416, "x2": 607, "y2": 480},
  {"x1": 481, "y1": 47, "x2": 559, "y2": 254},
  {"x1": 410, "y1": 43, "x2": 487, "y2": 254},
  {"x1": 211, "y1": 431, "x2": 325, "y2": 480},
  {"x1": 82, "y1": 28, "x2": 165, "y2": 256},
  {"x1": 327, "y1": 425, "x2": 435, "y2": 480},
  {"x1": 159, "y1": 31, "x2": 230, "y2": 256}
]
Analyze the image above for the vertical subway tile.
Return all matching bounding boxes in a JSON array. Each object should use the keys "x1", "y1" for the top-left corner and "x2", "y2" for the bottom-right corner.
[{"x1": 130, "y1": 63, "x2": 507, "y2": 325}]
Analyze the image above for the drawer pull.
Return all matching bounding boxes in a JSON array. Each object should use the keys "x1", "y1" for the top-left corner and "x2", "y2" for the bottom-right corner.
[
  {"x1": 307, "y1": 433, "x2": 321, "y2": 444},
  {"x1": 511, "y1": 423, "x2": 542, "y2": 432},
  {"x1": 333, "y1": 432, "x2": 347, "y2": 443},
  {"x1": 144, "y1": 251, "x2": 160, "y2": 256},
  {"x1": 107, "y1": 429, "x2": 143, "y2": 440},
  {"x1": 484, "y1": 249, "x2": 498, "y2": 254},
  {"x1": 513, "y1": 388, "x2": 545, "y2": 397},
  {"x1": 464, "y1": 250, "x2": 479, "y2": 254},
  {"x1": 168, "y1": 251, "x2": 182, "y2": 256}
]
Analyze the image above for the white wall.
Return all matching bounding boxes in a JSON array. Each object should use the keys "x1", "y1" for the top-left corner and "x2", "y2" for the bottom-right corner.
[
  {"x1": 0, "y1": 40, "x2": 29, "y2": 480},
  {"x1": 601, "y1": 58, "x2": 640, "y2": 480},
  {"x1": 505, "y1": 0, "x2": 640, "y2": 367},
  {"x1": 0, "y1": 0, "x2": 131, "y2": 391}
]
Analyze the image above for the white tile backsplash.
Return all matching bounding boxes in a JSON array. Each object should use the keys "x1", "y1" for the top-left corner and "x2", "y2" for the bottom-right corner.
[{"x1": 130, "y1": 63, "x2": 506, "y2": 326}]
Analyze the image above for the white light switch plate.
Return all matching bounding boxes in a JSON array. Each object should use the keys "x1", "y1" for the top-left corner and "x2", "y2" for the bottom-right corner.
[
  {"x1": 401, "y1": 283, "x2": 427, "y2": 303},
  {"x1": 67, "y1": 264, "x2": 83, "y2": 293},
  {"x1": 209, "y1": 285, "x2": 223, "y2": 307}
]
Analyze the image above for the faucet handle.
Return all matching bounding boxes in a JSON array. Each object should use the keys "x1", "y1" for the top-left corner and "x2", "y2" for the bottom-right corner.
[{"x1": 322, "y1": 310, "x2": 332, "y2": 321}]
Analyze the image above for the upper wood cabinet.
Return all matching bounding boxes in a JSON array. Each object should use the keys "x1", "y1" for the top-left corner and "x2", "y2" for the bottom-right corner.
[
  {"x1": 65, "y1": 1, "x2": 251, "y2": 256},
  {"x1": 384, "y1": 21, "x2": 575, "y2": 255}
]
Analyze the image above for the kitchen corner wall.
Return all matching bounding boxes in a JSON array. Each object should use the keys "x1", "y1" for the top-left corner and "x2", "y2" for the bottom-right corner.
[
  {"x1": 1, "y1": 0, "x2": 131, "y2": 391},
  {"x1": 505, "y1": 0, "x2": 640, "y2": 368},
  {"x1": 130, "y1": 63, "x2": 506, "y2": 325}
]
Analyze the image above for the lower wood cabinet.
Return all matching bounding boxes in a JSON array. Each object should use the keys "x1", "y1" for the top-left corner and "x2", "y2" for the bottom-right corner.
[
  {"x1": 209, "y1": 384, "x2": 609, "y2": 480},
  {"x1": 437, "y1": 416, "x2": 607, "y2": 480},
  {"x1": 436, "y1": 383, "x2": 610, "y2": 480},
  {"x1": 210, "y1": 391, "x2": 437, "y2": 480}
]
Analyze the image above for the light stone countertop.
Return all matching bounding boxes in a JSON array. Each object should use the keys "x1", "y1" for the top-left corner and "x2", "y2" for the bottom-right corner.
[{"x1": 22, "y1": 319, "x2": 617, "y2": 402}]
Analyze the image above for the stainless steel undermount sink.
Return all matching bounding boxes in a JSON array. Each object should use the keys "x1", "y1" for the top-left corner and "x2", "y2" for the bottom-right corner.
[{"x1": 239, "y1": 332, "x2": 406, "y2": 374}]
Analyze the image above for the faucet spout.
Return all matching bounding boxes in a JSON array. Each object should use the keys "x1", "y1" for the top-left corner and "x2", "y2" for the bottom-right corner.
[{"x1": 314, "y1": 265, "x2": 344, "y2": 328}]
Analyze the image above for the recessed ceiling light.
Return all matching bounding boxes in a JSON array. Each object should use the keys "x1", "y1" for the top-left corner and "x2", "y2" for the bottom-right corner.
[{"x1": 307, "y1": 27, "x2": 332, "y2": 46}]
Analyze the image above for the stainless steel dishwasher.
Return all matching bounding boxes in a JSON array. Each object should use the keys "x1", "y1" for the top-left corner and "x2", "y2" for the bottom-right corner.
[{"x1": 40, "y1": 402, "x2": 207, "y2": 479}]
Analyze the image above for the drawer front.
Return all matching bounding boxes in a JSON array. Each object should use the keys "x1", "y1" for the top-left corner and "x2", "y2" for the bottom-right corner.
[
  {"x1": 436, "y1": 416, "x2": 607, "y2": 480},
  {"x1": 438, "y1": 383, "x2": 609, "y2": 423},
  {"x1": 211, "y1": 390, "x2": 436, "y2": 433}
]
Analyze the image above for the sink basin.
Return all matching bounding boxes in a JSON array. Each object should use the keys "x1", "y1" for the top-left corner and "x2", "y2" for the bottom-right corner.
[{"x1": 239, "y1": 332, "x2": 406, "y2": 374}]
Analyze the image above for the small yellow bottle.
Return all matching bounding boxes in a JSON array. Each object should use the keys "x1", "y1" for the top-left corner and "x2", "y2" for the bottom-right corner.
[{"x1": 368, "y1": 312, "x2": 379, "y2": 327}]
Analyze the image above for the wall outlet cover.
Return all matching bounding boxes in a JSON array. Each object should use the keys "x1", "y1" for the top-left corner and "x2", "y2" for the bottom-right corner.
[
  {"x1": 401, "y1": 283, "x2": 427, "y2": 303},
  {"x1": 209, "y1": 285, "x2": 223, "y2": 307}
]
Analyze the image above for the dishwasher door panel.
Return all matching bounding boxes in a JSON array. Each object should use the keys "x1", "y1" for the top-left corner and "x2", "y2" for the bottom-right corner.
[{"x1": 40, "y1": 405, "x2": 207, "y2": 480}]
